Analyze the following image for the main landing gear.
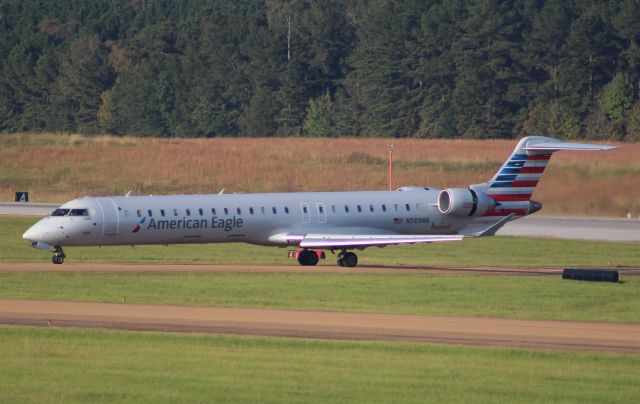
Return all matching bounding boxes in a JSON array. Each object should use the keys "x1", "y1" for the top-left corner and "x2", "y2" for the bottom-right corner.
[
  {"x1": 297, "y1": 249, "x2": 320, "y2": 266},
  {"x1": 337, "y1": 251, "x2": 358, "y2": 267},
  {"x1": 289, "y1": 249, "x2": 358, "y2": 267},
  {"x1": 51, "y1": 246, "x2": 65, "y2": 265}
]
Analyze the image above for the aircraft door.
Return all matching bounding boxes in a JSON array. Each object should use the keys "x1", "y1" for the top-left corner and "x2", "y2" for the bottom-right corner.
[
  {"x1": 300, "y1": 203, "x2": 310, "y2": 224},
  {"x1": 95, "y1": 198, "x2": 120, "y2": 235},
  {"x1": 316, "y1": 203, "x2": 326, "y2": 224}
]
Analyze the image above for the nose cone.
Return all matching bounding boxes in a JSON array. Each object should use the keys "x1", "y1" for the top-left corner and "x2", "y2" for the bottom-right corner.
[{"x1": 23, "y1": 224, "x2": 40, "y2": 242}]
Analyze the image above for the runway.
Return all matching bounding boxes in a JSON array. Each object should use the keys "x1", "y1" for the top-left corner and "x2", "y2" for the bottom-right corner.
[
  {"x1": 0, "y1": 202, "x2": 58, "y2": 216},
  {"x1": 2, "y1": 262, "x2": 639, "y2": 276},
  {"x1": 1, "y1": 299, "x2": 638, "y2": 354},
  {"x1": 498, "y1": 215, "x2": 640, "y2": 242}
]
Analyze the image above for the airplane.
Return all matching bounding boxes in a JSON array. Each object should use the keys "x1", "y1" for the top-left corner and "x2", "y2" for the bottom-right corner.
[{"x1": 23, "y1": 136, "x2": 617, "y2": 266}]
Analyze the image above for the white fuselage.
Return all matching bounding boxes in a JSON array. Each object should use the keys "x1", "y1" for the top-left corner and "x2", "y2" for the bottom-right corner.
[{"x1": 23, "y1": 188, "x2": 507, "y2": 249}]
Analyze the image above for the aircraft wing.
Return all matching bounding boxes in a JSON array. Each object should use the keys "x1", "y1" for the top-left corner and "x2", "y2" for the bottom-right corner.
[{"x1": 297, "y1": 234, "x2": 463, "y2": 249}]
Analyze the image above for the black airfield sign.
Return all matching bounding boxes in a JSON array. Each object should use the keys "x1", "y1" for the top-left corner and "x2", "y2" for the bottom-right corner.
[{"x1": 15, "y1": 192, "x2": 28, "y2": 202}]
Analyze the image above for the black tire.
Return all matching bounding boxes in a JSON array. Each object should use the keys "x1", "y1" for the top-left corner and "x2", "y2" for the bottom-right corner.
[
  {"x1": 52, "y1": 255, "x2": 63, "y2": 265},
  {"x1": 298, "y1": 250, "x2": 318, "y2": 266},
  {"x1": 343, "y1": 252, "x2": 358, "y2": 267},
  {"x1": 336, "y1": 252, "x2": 345, "y2": 267},
  {"x1": 307, "y1": 251, "x2": 319, "y2": 266}
]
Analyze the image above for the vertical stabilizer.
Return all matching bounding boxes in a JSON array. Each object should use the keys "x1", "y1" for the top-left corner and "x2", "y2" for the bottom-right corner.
[{"x1": 470, "y1": 136, "x2": 617, "y2": 215}]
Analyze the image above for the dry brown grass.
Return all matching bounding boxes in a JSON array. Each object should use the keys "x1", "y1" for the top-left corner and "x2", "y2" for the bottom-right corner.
[{"x1": 1, "y1": 133, "x2": 637, "y2": 217}]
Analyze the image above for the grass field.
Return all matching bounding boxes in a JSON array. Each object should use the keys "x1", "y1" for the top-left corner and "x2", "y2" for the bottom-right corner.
[
  {"x1": 5, "y1": 216, "x2": 640, "y2": 267},
  {"x1": 1, "y1": 133, "x2": 638, "y2": 216},
  {"x1": 1, "y1": 326, "x2": 639, "y2": 403},
  {"x1": 1, "y1": 271, "x2": 638, "y2": 323}
]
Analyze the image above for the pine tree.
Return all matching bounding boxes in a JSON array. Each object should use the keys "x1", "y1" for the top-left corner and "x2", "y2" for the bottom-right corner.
[{"x1": 57, "y1": 35, "x2": 114, "y2": 134}]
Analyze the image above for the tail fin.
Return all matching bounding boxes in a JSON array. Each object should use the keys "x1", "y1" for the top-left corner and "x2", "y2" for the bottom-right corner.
[{"x1": 472, "y1": 136, "x2": 617, "y2": 203}]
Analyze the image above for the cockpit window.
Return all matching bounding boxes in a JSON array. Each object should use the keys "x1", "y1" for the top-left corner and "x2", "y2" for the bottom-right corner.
[
  {"x1": 51, "y1": 209, "x2": 70, "y2": 216},
  {"x1": 68, "y1": 209, "x2": 89, "y2": 216}
]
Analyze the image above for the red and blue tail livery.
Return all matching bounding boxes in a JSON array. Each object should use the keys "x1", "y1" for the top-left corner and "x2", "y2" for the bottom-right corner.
[{"x1": 471, "y1": 136, "x2": 616, "y2": 217}]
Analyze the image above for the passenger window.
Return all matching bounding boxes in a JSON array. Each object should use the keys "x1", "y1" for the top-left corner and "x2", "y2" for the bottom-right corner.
[
  {"x1": 161, "y1": 209, "x2": 165, "y2": 217},
  {"x1": 186, "y1": 209, "x2": 191, "y2": 216},
  {"x1": 211, "y1": 208, "x2": 216, "y2": 215},
  {"x1": 249, "y1": 207, "x2": 254, "y2": 215},
  {"x1": 148, "y1": 210, "x2": 153, "y2": 217},
  {"x1": 382, "y1": 204, "x2": 386, "y2": 212},
  {"x1": 136, "y1": 209, "x2": 142, "y2": 217},
  {"x1": 285, "y1": 207, "x2": 289, "y2": 214},
  {"x1": 394, "y1": 204, "x2": 398, "y2": 211},
  {"x1": 237, "y1": 208, "x2": 242, "y2": 215},
  {"x1": 303, "y1": 206, "x2": 308, "y2": 214},
  {"x1": 405, "y1": 204, "x2": 410, "y2": 211},
  {"x1": 51, "y1": 209, "x2": 70, "y2": 216},
  {"x1": 224, "y1": 208, "x2": 229, "y2": 215},
  {"x1": 261, "y1": 207, "x2": 266, "y2": 214},
  {"x1": 357, "y1": 205, "x2": 362, "y2": 212},
  {"x1": 199, "y1": 208, "x2": 203, "y2": 216},
  {"x1": 369, "y1": 204, "x2": 374, "y2": 212},
  {"x1": 173, "y1": 208, "x2": 178, "y2": 217},
  {"x1": 331, "y1": 205, "x2": 336, "y2": 213},
  {"x1": 344, "y1": 205, "x2": 349, "y2": 213},
  {"x1": 272, "y1": 207, "x2": 277, "y2": 214},
  {"x1": 319, "y1": 206, "x2": 324, "y2": 213}
]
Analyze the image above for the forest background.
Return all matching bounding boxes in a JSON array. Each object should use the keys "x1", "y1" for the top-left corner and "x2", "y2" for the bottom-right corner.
[{"x1": 2, "y1": 0, "x2": 640, "y2": 140}]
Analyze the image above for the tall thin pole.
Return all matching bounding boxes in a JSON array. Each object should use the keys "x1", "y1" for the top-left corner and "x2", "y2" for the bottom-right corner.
[{"x1": 388, "y1": 144, "x2": 394, "y2": 191}]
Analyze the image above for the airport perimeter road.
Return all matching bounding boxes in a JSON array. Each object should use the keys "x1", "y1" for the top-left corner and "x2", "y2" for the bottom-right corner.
[
  {"x1": 1, "y1": 203, "x2": 639, "y2": 242},
  {"x1": 497, "y1": 216, "x2": 640, "y2": 242},
  {"x1": 1, "y1": 299, "x2": 639, "y2": 354}
]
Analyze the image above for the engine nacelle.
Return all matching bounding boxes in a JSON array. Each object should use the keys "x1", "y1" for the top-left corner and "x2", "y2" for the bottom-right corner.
[{"x1": 437, "y1": 188, "x2": 495, "y2": 217}]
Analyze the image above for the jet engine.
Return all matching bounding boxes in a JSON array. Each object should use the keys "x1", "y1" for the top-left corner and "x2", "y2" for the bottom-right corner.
[{"x1": 437, "y1": 188, "x2": 495, "y2": 217}]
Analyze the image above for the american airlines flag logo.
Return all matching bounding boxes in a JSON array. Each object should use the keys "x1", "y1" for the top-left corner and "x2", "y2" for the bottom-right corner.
[
  {"x1": 393, "y1": 218, "x2": 403, "y2": 224},
  {"x1": 132, "y1": 216, "x2": 146, "y2": 233}
]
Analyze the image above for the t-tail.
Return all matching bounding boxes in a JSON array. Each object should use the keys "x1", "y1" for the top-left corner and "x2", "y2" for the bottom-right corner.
[{"x1": 470, "y1": 136, "x2": 617, "y2": 217}]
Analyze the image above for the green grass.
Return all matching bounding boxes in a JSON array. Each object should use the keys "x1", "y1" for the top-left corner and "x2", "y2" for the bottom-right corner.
[
  {"x1": 1, "y1": 326, "x2": 639, "y2": 403},
  {"x1": 1, "y1": 272, "x2": 638, "y2": 323},
  {"x1": 5, "y1": 216, "x2": 640, "y2": 267}
]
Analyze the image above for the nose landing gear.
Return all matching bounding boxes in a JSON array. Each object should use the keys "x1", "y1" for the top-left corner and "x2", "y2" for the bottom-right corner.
[{"x1": 52, "y1": 246, "x2": 65, "y2": 265}]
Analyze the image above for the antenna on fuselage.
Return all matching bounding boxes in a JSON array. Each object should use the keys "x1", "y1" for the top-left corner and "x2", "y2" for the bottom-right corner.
[
  {"x1": 125, "y1": 190, "x2": 132, "y2": 197},
  {"x1": 218, "y1": 188, "x2": 225, "y2": 195}
]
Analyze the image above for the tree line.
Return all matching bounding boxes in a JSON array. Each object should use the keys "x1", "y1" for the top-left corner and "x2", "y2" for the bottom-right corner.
[{"x1": 1, "y1": 0, "x2": 640, "y2": 140}]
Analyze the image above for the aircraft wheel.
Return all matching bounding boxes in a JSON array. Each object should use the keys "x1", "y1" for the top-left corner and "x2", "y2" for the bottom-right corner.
[
  {"x1": 343, "y1": 252, "x2": 358, "y2": 268},
  {"x1": 52, "y1": 255, "x2": 64, "y2": 265},
  {"x1": 298, "y1": 250, "x2": 319, "y2": 266},
  {"x1": 336, "y1": 252, "x2": 346, "y2": 267}
]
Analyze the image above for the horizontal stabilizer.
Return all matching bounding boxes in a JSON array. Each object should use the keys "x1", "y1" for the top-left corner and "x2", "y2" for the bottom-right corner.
[
  {"x1": 299, "y1": 234, "x2": 463, "y2": 249},
  {"x1": 523, "y1": 142, "x2": 618, "y2": 152},
  {"x1": 464, "y1": 214, "x2": 515, "y2": 237}
]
